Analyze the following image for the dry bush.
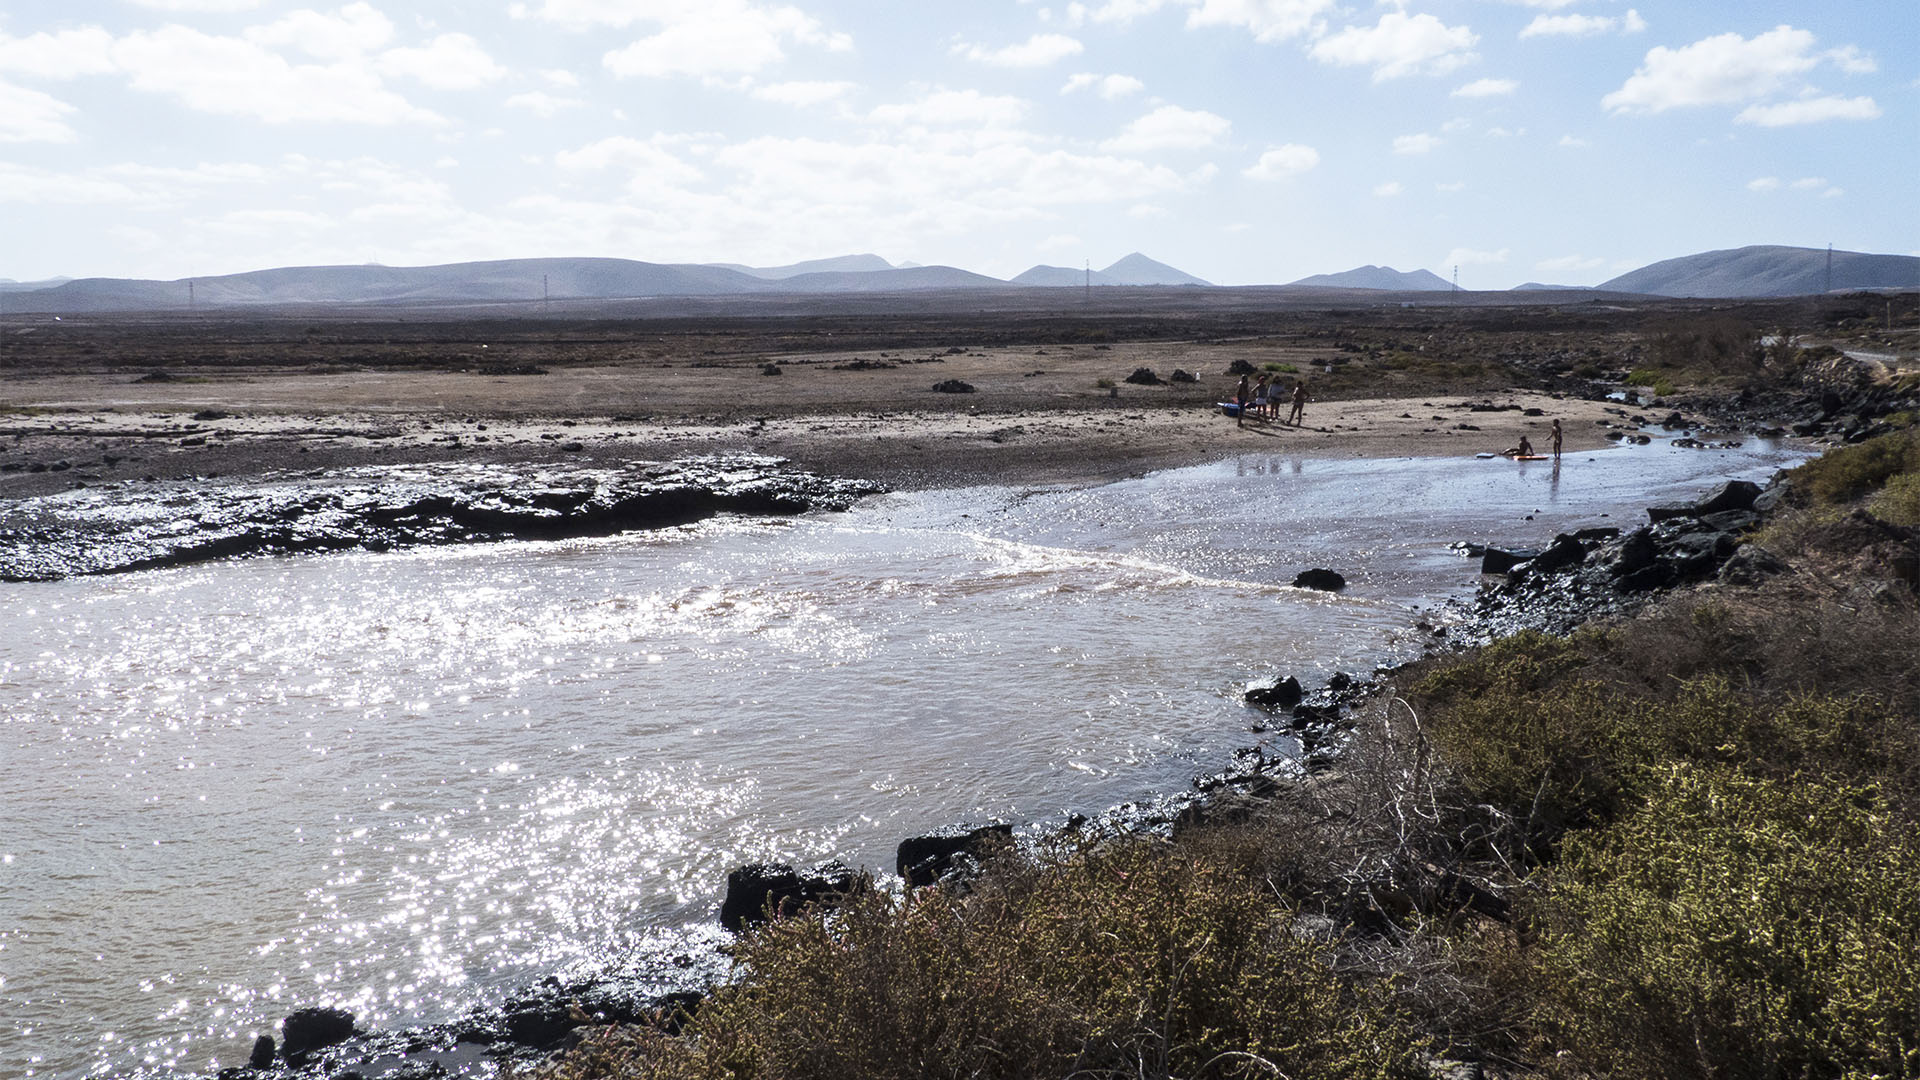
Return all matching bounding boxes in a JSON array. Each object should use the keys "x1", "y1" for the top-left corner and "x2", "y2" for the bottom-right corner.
[
  {"x1": 550, "y1": 838, "x2": 1428, "y2": 1080},
  {"x1": 1534, "y1": 767, "x2": 1920, "y2": 1080}
]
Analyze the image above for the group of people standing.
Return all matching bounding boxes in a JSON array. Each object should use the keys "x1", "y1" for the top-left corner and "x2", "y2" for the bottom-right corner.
[{"x1": 1234, "y1": 372, "x2": 1308, "y2": 428}]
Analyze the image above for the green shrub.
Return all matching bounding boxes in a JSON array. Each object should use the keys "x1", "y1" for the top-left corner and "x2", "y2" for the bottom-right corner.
[
  {"x1": 1787, "y1": 428, "x2": 1920, "y2": 506},
  {"x1": 1534, "y1": 767, "x2": 1920, "y2": 1080},
  {"x1": 1261, "y1": 362, "x2": 1300, "y2": 374},
  {"x1": 565, "y1": 843, "x2": 1426, "y2": 1080},
  {"x1": 1647, "y1": 315, "x2": 1762, "y2": 375},
  {"x1": 1872, "y1": 471, "x2": 1920, "y2": 525},
  {"x1": 1409, "y1": 629, "x2": 1907, "y2": 852},
  {"x1": 1623, "y1": 368, "x2": 1675, "y2": 396}
]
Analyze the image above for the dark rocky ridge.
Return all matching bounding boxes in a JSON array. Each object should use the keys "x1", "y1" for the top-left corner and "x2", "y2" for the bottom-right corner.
[{"x1": 0, "y1": 455, "x2": 883, "y2": 582}]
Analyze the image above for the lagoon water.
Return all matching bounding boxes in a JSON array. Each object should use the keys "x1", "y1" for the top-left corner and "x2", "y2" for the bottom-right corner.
[{"x1": 0, "y1": 439, "x2": 1804, "y2": 1078}]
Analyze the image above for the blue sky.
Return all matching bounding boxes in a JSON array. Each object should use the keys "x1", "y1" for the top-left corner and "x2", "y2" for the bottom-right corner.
[{"x1": 0, "y1": 0, "x2": 1911, "y2": 287}]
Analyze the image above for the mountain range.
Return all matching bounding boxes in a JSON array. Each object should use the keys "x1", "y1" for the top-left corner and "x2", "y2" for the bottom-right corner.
[{"x1": 4, "y1": 246, "x2": 1912, "y2": 314}]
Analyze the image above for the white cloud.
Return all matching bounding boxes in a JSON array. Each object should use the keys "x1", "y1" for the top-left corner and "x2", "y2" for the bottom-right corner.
[
  {"x1": 0, "y1": 163, "x2": 142, "y2": 205},
  {"x1": 541, "y1": 69, "x2": 581, "y2": 87},
  {"x1": 1484, "y1": 125, "x2": 1523, "y2": 138},
  {"x1": 245, "y1": 3, "x2": 396, "y2": 61},
  {"x1": 1452, "y1": 77, "x2": 1516, "y2": 97},
  {"x1": 114, "y1": 26, "x2": 444, "y2": 124},
  {"x1": 1520, "y1": 9, "x2": 1645, "y2": 39},
  {"x1": 1435, "y1": 180, "x2": 1465, "y2": 192},
  {"x1": 1242, "y1": 143, "x2": 1318, "y2": 179},
  {"x1": 1446, "y1": 246, "x2": 1509, "y2": 266},
  {"x1": 1373, "y1": 181, "x2": 1401, "y2": 197},
  {"x1": 1185, "y1": 0, "x2": 1336, "y2": 43},
  {"x1": 377, "y1": 34, "x2": 506, "y2": 90},
  {"x1": 1789, "y1": 177, "x2": 1828, "y2": 190},
  {"x1": 1747, "y1": 176, "x2": 1781, "y2": 191},
  {"x1": 1064, "y1": 0, "x2": 1177, "y2": 26},
  {"x1": 956, "y1": 33, "x2": 1084, "y2": 68},
  {"x1": 1736, "y1": 95, "x2": 1880, "y2": 127},
  {"x1": 1310, "y1": 12, "x2": 1479, "y2": 81},
  {"x1": 1062, "y1": 72, "x2": 1145, "y2": 99},
  {"x1": 869, "y1": 90, "x2": 1029, "y2": 132},
  {"x1": 0, "y1": 159, "x2": 267, "y2": 207},
  {"x1": 555, "y1": 136, "x2": 705, "y2": 189},
  {"x1": 505, "y1": 90, "x2": 584, "y2": 116},
  {"x1": 126, "y1": 0, "x2": 264, "y2": 10},
  {"x1": 1557, "y1": 134, "x2": 1588, "y2": 147},
  {"x1": 1101, "y1": 104, "x2": 1230, "y2": 152},
  {"x1": 1393, "y1": 132, "x2": 1441, "y2": 154},
  {"x1": 1039, "y1": 233, "x2": 1081, "y2": 251},
  {"x1": 590, "y1": 1, "x2": 852, "y2": 79},
  {"x1": 1127, "y1": 203, "x2": 1169, "y2": 218},
  {"x1": 0, "y1": 28, "x2": 119, "y2": 79},
  {"x1": 1535, "y1": 254, "x2": 1606, "y2": 272},
  {"x1": 0, "y1": 80, "x2": 79, "y2": 142},
  {"x1": 752, "y1": 80, "x2": 856, "y2": 106},
  {"x1": 1825, "y1": 45, "x2": 1876, "y2": 74},
  {"x1": 1603, "y1": 25, "x2": 1842, "y2": 114},
  {"x1": 1505, "y1": 0, "x2": 1580, "y2": 8}
]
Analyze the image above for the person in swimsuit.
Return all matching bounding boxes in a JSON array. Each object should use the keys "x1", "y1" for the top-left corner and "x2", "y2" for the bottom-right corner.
[
  {"x1": 1287, "y1": 381, "x2": 1307, "y2": 426},
  {"x1": 1550, "y1": 418, "x2": 1563, "y2": 459},
  {"x1": 1234, "y1": 374, "x2": 1252, "y2": 428}
]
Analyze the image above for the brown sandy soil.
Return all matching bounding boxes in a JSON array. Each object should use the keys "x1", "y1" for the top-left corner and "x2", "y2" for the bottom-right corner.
[
  {"x1": 0, "y1": 304, "x2": 1758, "y2": 497},
  {"x1": 0, "y1": 362, "x2": 1627, "y2": 499}
]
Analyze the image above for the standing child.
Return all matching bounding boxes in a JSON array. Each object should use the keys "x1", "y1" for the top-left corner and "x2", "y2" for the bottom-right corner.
[{"x1": 1287, "y1": 381, "x2": 1308, "y2": 426}]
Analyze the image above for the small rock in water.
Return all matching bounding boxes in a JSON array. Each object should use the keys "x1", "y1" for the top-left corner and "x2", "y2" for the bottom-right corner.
[
  {"x1": 281, "y1": 1006, "x2": 355, "y2": 1057},
  {"x1": 1246, "y1": 676, "x2": 1303, "y2": 709},
  {"x1": 1292, "y1": 568, "x2": 1346, "y2": 591},
  {"x1": 248, "y1": 1034, "x2": 276, "y2": 1069}
]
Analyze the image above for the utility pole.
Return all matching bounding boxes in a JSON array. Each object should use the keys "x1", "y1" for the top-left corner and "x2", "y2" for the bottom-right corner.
[
  {"x1": 187, "y1": 280, "x2": 194, "y2": 309},
  {"x1": 1452, "y1": 265, "x2": 1459, "y2": 302},
  {"x1": 542, "y1": 273, "x2": 550, "y2": 312},
  {"x1": 1084, "y1": 259, "x2": 1090, "y2": 304},
  {"x1": 1825, "y1": 243, "x2": 1833, "y2": 294}
]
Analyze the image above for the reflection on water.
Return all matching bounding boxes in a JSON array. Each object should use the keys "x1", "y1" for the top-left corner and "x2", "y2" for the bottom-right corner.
[{"x1": 0, "y1": 438, "x2": 1803, "y2": 1077}]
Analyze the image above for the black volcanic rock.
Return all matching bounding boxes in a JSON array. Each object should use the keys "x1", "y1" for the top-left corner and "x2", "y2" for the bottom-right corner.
[
  {"x1": 1292, "y1": 568, "x2": 1346, "y2": 591},
  {"x1": 719, "y1": 861, "x2": 863, "y2": 932},
  {"x1": 0, "y1": 456, "x2": 883, "y2": 582},
  {"x1": 896, "y1": 824, "x2": 1014, "y2": 887},
  {"x1": 282, "y1": 1007, "x2": 355, "y2": 1057}
]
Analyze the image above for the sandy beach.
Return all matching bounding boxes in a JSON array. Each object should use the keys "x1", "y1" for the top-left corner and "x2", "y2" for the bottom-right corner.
[{"x1": 0, "y1": 368, "x2": 1643, "y2": 499}]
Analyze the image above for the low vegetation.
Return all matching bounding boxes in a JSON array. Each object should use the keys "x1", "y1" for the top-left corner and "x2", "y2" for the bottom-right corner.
[{"x1": 535, "y1": 420, "x2": 1920, "y2": 1080}]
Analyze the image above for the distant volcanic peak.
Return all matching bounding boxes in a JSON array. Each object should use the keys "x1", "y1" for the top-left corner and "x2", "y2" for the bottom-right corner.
[
  {"x1": 1012, "y1": 264, "x2": 1124, "y2": 287},
  {"x1": 732, "y1": 253, "x2": 897, "y2": 279},
  {"x1": 1290, "y1": 265, "x2": 1452, "y2": 291},
  {"x1": 1098, "y1": 252, "x2": 1212, "y2": 286},
  {"x1": 1597, "y1": 244, "x2": 1920, "y2": 298}
]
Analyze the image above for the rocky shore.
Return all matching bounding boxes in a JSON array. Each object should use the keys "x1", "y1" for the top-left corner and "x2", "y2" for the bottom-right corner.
[
  {"x1": 93, "y1": 437, "x2": 1824, "y2": 1080},
  {"x1": 0, "y1": 455, "x2": 881, "y2": 582}
]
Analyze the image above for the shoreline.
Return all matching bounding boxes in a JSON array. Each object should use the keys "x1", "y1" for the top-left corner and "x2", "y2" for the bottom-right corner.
[{"x1": 3, "y1": 387, "x2": 1653, "y2": 502}]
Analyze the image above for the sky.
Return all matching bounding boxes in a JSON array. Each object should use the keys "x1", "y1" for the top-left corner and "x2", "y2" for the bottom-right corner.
[{"x1": 0, "y1": 0, "x2": 1912, "y2": 288}]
